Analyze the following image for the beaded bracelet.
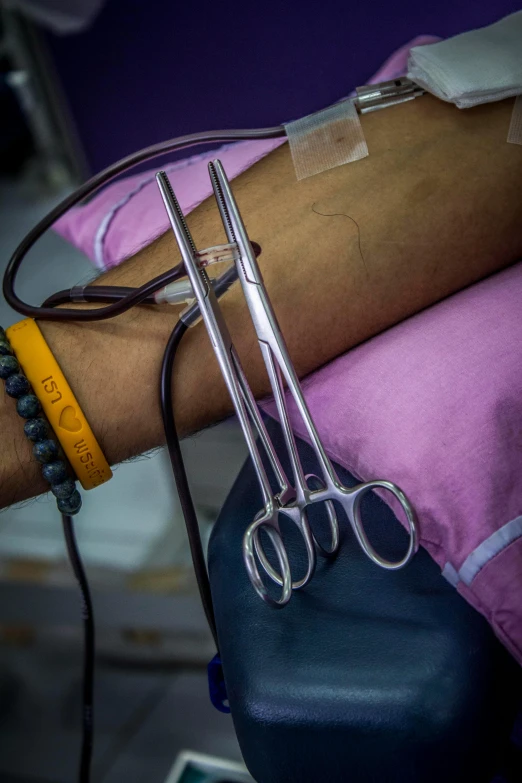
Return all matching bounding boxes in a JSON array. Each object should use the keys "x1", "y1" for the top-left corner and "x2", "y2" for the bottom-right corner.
[{"x1": 0, "y1": 325, "x2": 82, "y2": 515}]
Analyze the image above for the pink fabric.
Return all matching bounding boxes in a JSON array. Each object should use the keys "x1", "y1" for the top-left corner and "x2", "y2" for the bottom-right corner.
[
  {"x1": 263, "y1": 262, "x2": 522, "y2": 663},
  {"x1": 55, "y1": 138, "x2": 286, "y2": 269},
  {"x1": 54, "y1": 35, "x2": 439, "y2": 269},
  {"x1": 54, "y1": 37, "x2": 522, "y2": 664}
]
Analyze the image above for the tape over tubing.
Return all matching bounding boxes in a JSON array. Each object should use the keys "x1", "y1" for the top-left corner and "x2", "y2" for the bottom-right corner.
[{"x1": 284, "y1": 99, "x2": 368, "y2": 181}]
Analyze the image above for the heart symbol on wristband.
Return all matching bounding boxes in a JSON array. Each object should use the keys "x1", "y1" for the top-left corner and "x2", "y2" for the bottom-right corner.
[{"x1": 59, "y1": 405, "x2": 82, "y2": 433}]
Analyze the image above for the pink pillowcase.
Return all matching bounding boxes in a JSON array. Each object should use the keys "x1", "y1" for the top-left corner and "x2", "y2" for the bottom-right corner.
[
  {"x1": 55, "y1": 137, "x2": 286, "y2": 269},
  {"x1": 54, "y1": 36, "x2": 522, "y2": 665},
  {"x1": 263, "y1": 262, "x2": 522, "y2": 665}
]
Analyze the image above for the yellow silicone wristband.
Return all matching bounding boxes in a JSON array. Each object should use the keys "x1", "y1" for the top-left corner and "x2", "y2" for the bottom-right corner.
[{"x1": 6, "y1": 319, "x2": 112, "y2": 490}]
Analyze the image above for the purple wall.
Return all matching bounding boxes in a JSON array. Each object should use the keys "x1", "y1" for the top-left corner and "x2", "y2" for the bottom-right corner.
[{"x1": 46, "y1": 1, "x2": 520, "y2": 174}]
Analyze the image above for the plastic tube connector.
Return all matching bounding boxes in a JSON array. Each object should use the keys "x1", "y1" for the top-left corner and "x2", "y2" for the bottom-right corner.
[
  {"x1": 155, "y1": 242, "x2": 241, "y2": 305},
  {"x1": 196, "y1": 242, "x2": 240, "y2": 268},
  {"x1": 154, "y1": 279, "x2": 196, "y2": 306}
]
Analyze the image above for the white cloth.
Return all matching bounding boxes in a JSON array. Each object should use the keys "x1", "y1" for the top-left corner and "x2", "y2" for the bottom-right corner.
[{"x1": 407, "y1": 11, "x2": 522, "y2": 108}]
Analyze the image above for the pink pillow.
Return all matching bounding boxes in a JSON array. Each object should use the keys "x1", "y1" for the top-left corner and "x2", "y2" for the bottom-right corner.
[
  {"x1": 55, "y1": 137, "x2": 286, "y2": 269},
  {"x1": 263, "y1": 262, "x2": 522, "y2": 666}
]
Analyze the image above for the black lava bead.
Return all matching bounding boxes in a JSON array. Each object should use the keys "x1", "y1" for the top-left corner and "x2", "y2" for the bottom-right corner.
[
  {"x1": 5, "y1": 373, "x2": 31, "y2": 398},
  {"x1": 57, "y1": 490, "x2": 82, "y2": 515},
  {"x1": 0, "y1": 355, "x2": 19, "y2": 379},
  {"x1": 24, "y1": 418, "x2": 48, "y2": 442},
  {"x1": 16, "y1": 394, "x2": 41, "y2": 418},
  {"x1": 42, "y1": 460, "x2": 68, "y2": 484},
  {"x1": 50, "y1": 478, "x2": 76, "y2": 499},
  {"x1": 0, "y1": 340, "x2": 13, "y2": 356},
  {"x1": 33, "y1": 439, "x2": 59, "y2": 463}
]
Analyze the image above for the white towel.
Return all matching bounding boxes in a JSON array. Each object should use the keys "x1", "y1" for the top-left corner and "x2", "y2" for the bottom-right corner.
[{"x1": 407, "y1": 11, "x2": 522, "y2": 109}]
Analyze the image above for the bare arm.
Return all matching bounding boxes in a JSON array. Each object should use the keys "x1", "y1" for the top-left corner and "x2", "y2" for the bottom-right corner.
[{"x1": 1, "y1": 95, "x2": 521, "y2": 507}]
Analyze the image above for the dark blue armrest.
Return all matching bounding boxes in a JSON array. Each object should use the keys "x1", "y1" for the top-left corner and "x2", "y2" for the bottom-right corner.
[{"x1": 208, "y1": 418, "x2": 520, "y2": 783}]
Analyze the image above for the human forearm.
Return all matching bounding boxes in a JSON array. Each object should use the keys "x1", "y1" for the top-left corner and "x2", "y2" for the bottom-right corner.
[{"x1": 2, "y1": 95, "x2": 521, "y2": 507}]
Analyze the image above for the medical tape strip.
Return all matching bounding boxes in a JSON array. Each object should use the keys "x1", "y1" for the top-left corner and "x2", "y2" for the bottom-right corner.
[
  {"x1": 69, "y1": 285, "x2": 88, "y2": 303},
  {"x1": 507, "y1": 95, "x2": 522, "y2": 145},
  {"x1": 284, "y1": 99, "x2": 368, "y2": 181}
]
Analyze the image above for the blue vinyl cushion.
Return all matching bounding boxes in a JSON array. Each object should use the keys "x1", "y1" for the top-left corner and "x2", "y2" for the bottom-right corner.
[{"x1": 208, "y1": 418, "x2": 521, "y2": 783}]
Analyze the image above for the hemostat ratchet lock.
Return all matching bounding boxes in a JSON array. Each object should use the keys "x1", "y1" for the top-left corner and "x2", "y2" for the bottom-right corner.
[{"x1": 157, "y1": 162, "x2": 419, "y2": 607}]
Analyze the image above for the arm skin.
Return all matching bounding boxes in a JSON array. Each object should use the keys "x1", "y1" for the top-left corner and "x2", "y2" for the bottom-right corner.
[{"x1": 1, "y1": 95, "x2": 521, "y2": 507}]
